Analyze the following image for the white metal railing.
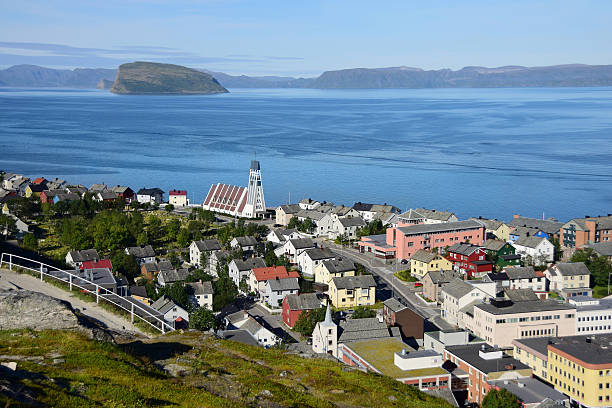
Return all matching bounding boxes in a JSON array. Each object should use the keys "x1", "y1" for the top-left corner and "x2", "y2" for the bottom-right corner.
[{"x1": 0, "y1": 252, "x2": 174, "y2": 334}]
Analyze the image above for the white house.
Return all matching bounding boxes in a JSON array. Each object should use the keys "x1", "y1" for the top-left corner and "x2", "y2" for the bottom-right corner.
[
  {"x1": 513, "y1": 236, "x2": 554, "y2": 266},
  {"x1": 352, "y1": 203, "x2": 401, "y2": 223},
  {"x1": 186, "y1": 281, "x2": 213, "y2": 310},
  {"x1": 248, "y1": 266, "x2": 300, "y2": 298},
  {"x1": 65, "y1": 249, "x2": 100, "y2": 268},
  {"x1": 228, "y1": 257, "x2": 266, "y2": 289},
  {"x1": 296, "y1": 210, "x2": 334, "y2": 237},
  {"x1": 225, "y1": 311, "x2": 280, "y2": 347},
  {"x1": 157, "y1": 269, "x2": 189, "y2": 287},
  {"x1": 440, "y1": 279, "x2": 491, "y2": 328},
  {"x1": 298, "y1": 198, "x2": 321, "y2": 210},
  {"x1": 503, "y1": 266, "x2": 547, "y2": 294},
  {"x1": 262, "y1": 278, "x2": 300, "y2": 307},
  {"x1": 330, "y1": 216, "x2": 366, "y2": 240},
  {"x1": 312, "y1": 305, "x2": 338, "y2": 356},
  {"x1": 168, "y1": 189, "x2": 189, "y2": 206},
  {"x1": 545, "y1": 262, "x2": 592, "y2": 299},
  {"x1": 151, "y1": 295, "x2": 189, "y2": 325},
  {"x1": 275, "y1": 204, "x2": 301, "y2": 227},
  {"x1": 125, "y1": 245, "x2": 156, "y2": 265},
  {"x1": 189, "y1": 239, "x2": 222, "y2": 268},
  {"x1": 136, "y1": 188, "x2": 164, "y2": 204},
  {"x1": 278, "y1": 238, "x2": 316, "y2": 264},
  {"x1": 230, "y1": 236, "x2": 258, "y2": 253},
  {"x1": 398, "y1": 208, "x2": 458, "y2": 225},
  {"x1": 266, "y1": 228, "x2": 303, "y2": 244},
  {"x1": 296, "y1": 247, "x2": 336, "y2": 278},
  {"x1": 570, "y1": 296, "x2": 612, "y2": 335}
]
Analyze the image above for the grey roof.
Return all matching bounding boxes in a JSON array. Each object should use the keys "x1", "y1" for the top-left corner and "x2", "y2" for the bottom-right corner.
[
  {"x1": 186, "y1": 281, "x2": 213, "y2": 295},
  {"x1": 193, "y1": 239, "x2": 222, "y2": 252},
  {"x1": 471, "y1": 218, "x2": 505, "y2": 231},
  {"x1": 322, "y1": 258, "x2": 356, "y2": 274},
  {"x1": 89, "y1": 183, "x2": 109, "y2": 192},
  {"x1": 284, "y1": 293, "x2": 321, "y2": 310},
  {"x1": 459, "y1": 299, "x2": 482, "y2": 316},
  {"x1": 383, "y1": 298, "x2": 407, "y2": 313},
  {"x1": 547, "y1": 334, "x2": 612, "y2": 365},
  {"x1": 231, "y1": 257, "x2": 266, "y2": 271},
  {"x1": 296, "y1": 209, "x2": 328, "y2": 221},
  {"x1": 549, "y1": 262, "x2": 591, "y2": 276},
  {"x1": 425, "y1": 270, "x2": 462, "y2": 284},
  {"x1": 587, "y1": 241, "x2": 612, "y2": 257},
  {"x1": 475, "y1": 300, "x2": 575, "y2": 316},
  {"x1": 77, "y1": 268, "x2": 116, "y2": 286},
  {"x1": 289, "y1": 238, "x2": 315, "y2": 249},
  {"x1": 219, "y1": 329, "x2": 259, "y2": 346},
  {"x1": 55, "y1": 192, "x2": 80, "y2": 202},
  {"x1": 331, "y1": 274, "x2": 376, "y2": 290},
  {"x1": 504, "y1": 266, "x2": 537, "y2": 280},
  {"x1": 126, "y1": 245, "x2": 156, "y2": 258},
  {"x1": 142, "y1": 262, "x2": 159, "y2": 273},
  {"x1": 507, "y1": 217, "x2": 563, "y2": 235},
  {"x1": 159, "y1": 269, "x2": 189, "y2": 284},
  {"x1": 98, "y1": 191, "x2": 118, "y2": 200},
  {"x1": 111, "y1": 185, "x2": 132, "y2": 194},
  {"x1": 233, "y1": 236, "x2": 258, "y2": 247},
  {"x1": 400, "y1": 208, "x2": 456, "y2": 222},
  {"x1": 338, "y1": 317, "x2": 397, "y2": 343},
  {"x1": 278, "y1": 204, "x2": 301, "y2": 214},
  {"x1": 137, "y1": 187, "x2": 164, "y2": 195},
  {"x1": 150, "y1": 296, "x2": 183, "y2": 315},
  {"x1": 268, "y1": 277, "x2": 300, "y2": 292},
  {"x1": 410, "y1": 249, "x2": 437, "y2": 263},
  {"x1": 488, "y1": 378, "x2": 567, "y2": 404},
  {"x1": 572, "y1": 297, "x2": 612, "y2": 312},
  {"x1": 482, "y1": 239, "x2": 508, "y2": 252},
  {"x1": 239, "y1": 317, "x2": 265, "y2": 336},
  {"x1": 447, "y1": 243, "x2": 482, "y2": 256},
  {"x1": 304, "y1": 247, "x2": 336, "y2": 261},
  {"x1": 338, "y1": 217, "x2": 366, "y2": 228},
  {"x1": 445, "y1": 344, "x2": 530, "y2": 374},
  {"x1": 504, "y1": 289, "x2": 539, "y2": 302},
  {"x1": 397, "y1": 220, "x2": 483, "y2": 236},
  {"x1": 129, "y1": 285, "x2": 148, "y2": 298},
  {"x1": 226, "y1": 311, "x2": 249, "y2": 326},
  {"x1": 441, "y1": 279, "x2": 475, "y2": 299},
  {"x1": 157, "y1": 260, "x2": 174, "y2": 272},
  {"x1": 514, "y1": 235, "x2": 547, "y2": 249},
  {"x1": 352, "y1": 202, "x2": 374, "y2": 211},
  {"x1": 68, "y1": 249, "x2": 99, "y2": 263}
]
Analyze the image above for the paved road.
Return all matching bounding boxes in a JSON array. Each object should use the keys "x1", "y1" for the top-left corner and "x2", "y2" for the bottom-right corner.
[
  {"x1": 0, "y1": 268, "x2": 147, "y2": 337},
  {"x1": 318, "y1": 240, "x2": 454, "y2": 331}
]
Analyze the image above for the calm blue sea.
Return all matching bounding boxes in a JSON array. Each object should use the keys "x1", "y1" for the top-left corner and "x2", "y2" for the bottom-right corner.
[{"x1": 1, "y1": 87, "x2": 611, "y2": 221}]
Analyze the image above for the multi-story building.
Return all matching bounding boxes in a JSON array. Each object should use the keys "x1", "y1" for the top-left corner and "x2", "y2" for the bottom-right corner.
[
  {"x1": 503, "y1": 266, "x2": 548, "y2": 297},
  {"x1": 297, "y1": 247, "x2": 336, "y2": 278},
  {"x1": 359, "y1": 220, "x2": 485, "y2": 262},
  {"x1": 545, "y1": 262, "x2": 592, "y2": 300},
  {"x1": 508, "y1": 215, "x2": 563, "y2": 240},
  {"x1": 314, "y1": 257, "x2": 355, "y2": 285},
  {"x1": 440, "y1": 279, "x2": 493, "y2": 328},
  {"x1": 422, "y1": 269, "x2": 462, "y2": 303},
  {"x1": 382, "y1": 298, "x2": 424, "y2": 343},
  {"x1": 513, "y1": 235, "x2": 555, "y2": 266},
  {"x1": 471, "y1": 218, "x2": 511, "y2": 241},
  {"x1": 481, "y1": 239, "x2": 521, "y2": 268},
  {"x1": 570, "y1": 296, "x2": 612, "y2": 335},
  {"x1": 409, "y1": 249, "x2": 453, "y2": 279},
  {"x1": 398, "y1": 208, "x2": 458, "y2": 225},
  {"x1": 471, "y1": 297, "x2": 576, "y2": 348},
  {"x1": 168, "y1": 189, "x2": 188, "y2": 206},
  {"x1": 328, "y1": 275, "x2": 376, "y2": 308},
  {"x1": 446, "y1": 243, "x2": 493, "y2": 278},
  {"x1": 560, "y1": 215, "x2": 612, "y2": 249},
  {"x1": 275, "y1": 204, "x2": 301, "y2": 226},
  {"x1": 444, "y1": 344, "x2": 532, "y2": 405}
]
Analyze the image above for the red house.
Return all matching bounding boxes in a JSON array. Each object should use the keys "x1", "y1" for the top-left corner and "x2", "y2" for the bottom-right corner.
[
  {"x1": 446, "y1": 243, "x2": 492, "y2": 278},
  {"x1": 281, "y1": 293, "x2": 322, "y2": 328},
  {"x1": 111, "y1": 186, "x2": 134, "y2": 202},
  {"x1": 32, "y1": 177, "x2": 48, "y2": 187},
  {"x1": 81, "y1": 259, "x2": 113, "y2": 273}
]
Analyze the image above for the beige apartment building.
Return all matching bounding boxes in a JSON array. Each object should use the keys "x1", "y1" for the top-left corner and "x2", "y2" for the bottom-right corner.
[{"x1": 471, "y1": 298, "x2": 576, "y2": 348}]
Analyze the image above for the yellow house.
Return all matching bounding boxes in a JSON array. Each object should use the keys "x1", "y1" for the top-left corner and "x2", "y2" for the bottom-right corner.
[
  {"x1": 25, "y1": 184, "x2": 45, "y2": 198},
  {"x1": 514, "y1": 334, "x2": 612, "y2": 408},
  {"x1": 328, "y1": 275, "x2": 376, "y2": 308},
  {"x1": 314, "y1": 258, "x2": 355, "y2": 284},
  {"x1": 473, "y1": 218, "x2": 510, "y2": 241},
  {"x1": 410, "y1": 250, "x2": 453, "y2": 279}
]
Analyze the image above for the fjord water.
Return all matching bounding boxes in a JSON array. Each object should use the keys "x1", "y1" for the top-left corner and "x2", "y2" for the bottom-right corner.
[{"x1": 1, "y1": 87, "x2": 611, "y2": 221}]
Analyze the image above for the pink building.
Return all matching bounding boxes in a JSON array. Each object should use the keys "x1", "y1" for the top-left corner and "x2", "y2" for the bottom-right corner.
[{"x1": 360, "y1": 220, "x2": 484, "y2": 262}]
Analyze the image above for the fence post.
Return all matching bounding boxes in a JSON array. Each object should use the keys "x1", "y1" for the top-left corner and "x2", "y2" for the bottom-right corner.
[
  {"x1": 96, "y1": 285, "x2": 99, "y2": 303},
  {"x1": 69, "y1": 274, "x2": 72, "y2": 291},
  {"x1": 131, "y1": 303, "x2": 134, "y2": 324},
  {"x1": 40, "y1": 264, "x2": 43, "y2": 281},
  {"x1": 162, "y1": 321, "x2": 165, "y2": 334},
  {"x1": 9, "y1": 254, "x2": 12, "y2": 271}
]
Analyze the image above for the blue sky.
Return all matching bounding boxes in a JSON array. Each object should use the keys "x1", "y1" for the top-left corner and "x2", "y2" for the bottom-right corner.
[{"x1": 0, "y1": 0, "x2": 610, "y2": 76}]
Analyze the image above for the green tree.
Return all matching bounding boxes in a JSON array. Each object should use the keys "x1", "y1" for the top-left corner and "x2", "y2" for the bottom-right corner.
[
  {"x1": 136, "y1": 232, "x2": 149, "y2": 246},
  {"x1": 265, "y1": 241, "x2": 278, "y2": 266},
  {"x1": 185, "y1": 269, "x2": 214, "y2": 283},
  {"x1": 22, "y1": 233, "x2": 38, "y2": 251},
  {"x1": 481, "y1": 388, "x2": 519, "y2": 408},
  {"x1": 288, "y1": 217, "x2": 301, "y2": 230},
  {"x1": 293, "y1": 307, "x2": 327, "y2": 336},
  {"x1": 0, "y1": 214, "x2": 17, "y2": 238},
  {"x1": 148, "y1": 215, "x2": 162, "y2": 240},
  {"x1": 352, "y1": 306, "x2": 376, "y2": 319},
  {"x1": 166, "y1": 218, "x2": 181, "y2": 242},
  {"x1": 159, "y1": 282, "x2": 191, "y2": 311},
  {"x1": 189, "y1": 307, "x2": 216, "y2": 331},
  {"x1": 177, "y1": 228, "x2": 191, "y2": 248},
  {"x1": 213, "y1": 270, "x2": 238, "y2": 311},
  {"x1": 167, "y1": 252, "x2": 181, "y2": 268},
  {"x1": 299, "y1": 218, "x2": 314, "y2": 233},
  {"x1": 571, "y1": 248, "x2": 612, "y2": 288},
  {"x1": 164, "y1": 204, "x2": 175, "y2": 213},
  {"x1": 276, "y1": 255, "x2": 291, "y2": 268},
  {"x1": 111, "y1": 251, "x2": 141, "y2": 281},
  {"x1": 199, "y1": 251, "x2": 209, "y2": 269},
  {"x1": 59, "y1": 217, "x2": 93, "y2": 250}
]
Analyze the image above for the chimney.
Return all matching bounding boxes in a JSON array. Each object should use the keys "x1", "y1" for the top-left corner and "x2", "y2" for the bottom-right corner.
[{"x1": 401, "y1": 349, "x2": 407, "y2": 356}]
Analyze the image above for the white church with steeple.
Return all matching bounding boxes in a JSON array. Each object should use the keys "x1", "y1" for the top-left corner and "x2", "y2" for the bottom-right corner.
[
  {"x1": 202, "y1": 159, "x2": 267, "y2": 218},
  {"x1": 312, "y1": 305, "x2": 338, "y2": 357}
]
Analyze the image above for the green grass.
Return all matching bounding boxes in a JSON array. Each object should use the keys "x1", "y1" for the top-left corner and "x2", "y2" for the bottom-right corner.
[
  {"x1": 394, "y1": 270, "x2": 418, "y2": 282},
  {"x1": 0, "y1": 330, "x2": 452, "y2": 408},
  {"x1": 593, "y1": 285, "x2": 610, "y2": 298}
]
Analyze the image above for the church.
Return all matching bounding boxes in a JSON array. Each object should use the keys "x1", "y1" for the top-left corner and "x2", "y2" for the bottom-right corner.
[{"x1": 202, "y1": 160, "x2": 267, "y2": 219}]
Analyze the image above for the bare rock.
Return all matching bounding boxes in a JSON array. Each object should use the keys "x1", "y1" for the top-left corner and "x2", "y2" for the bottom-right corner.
[
  {"x1": 0, "y1": 290, "x2": 79, "y2": 330},
  {"x1": 1, "y1": 361, "x2": 17, "y2": 371}
]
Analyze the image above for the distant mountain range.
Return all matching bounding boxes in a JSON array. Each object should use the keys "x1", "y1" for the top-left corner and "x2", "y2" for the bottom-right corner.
[{"x1": 2, "y1": 63, "x2": 612, "y2": 89}]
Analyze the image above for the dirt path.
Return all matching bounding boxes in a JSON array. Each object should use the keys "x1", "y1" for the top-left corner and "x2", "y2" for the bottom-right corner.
[{"x1": 0, "y1": 268, "x2": 148, "y2": 337}]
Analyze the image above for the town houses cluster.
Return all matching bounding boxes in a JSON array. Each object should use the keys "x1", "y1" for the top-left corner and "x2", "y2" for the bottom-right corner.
[{"x1": 2, "y1": 162, "x2": 612, "y2": 408}]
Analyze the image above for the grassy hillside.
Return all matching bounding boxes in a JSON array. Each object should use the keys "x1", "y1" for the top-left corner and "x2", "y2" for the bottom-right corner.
[
  {"x1": 110, "y1": 61, "x2": 228, "y2": 95},
  {"x1": 0, "y1": 329, "x2": 451, "y2": 407}
]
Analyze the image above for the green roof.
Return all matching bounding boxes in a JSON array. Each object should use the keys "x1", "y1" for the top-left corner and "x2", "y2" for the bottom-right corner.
[{"x1": 346, "y1": 338, "x2": 448, "y2": 380}]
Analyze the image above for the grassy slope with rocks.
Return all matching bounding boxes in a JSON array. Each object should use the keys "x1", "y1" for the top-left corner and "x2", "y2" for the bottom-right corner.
[
  {"x1": 0, "y1": 330, "x2": 451, "y2": 408},
  {"x1": 110, "y1": 61, "x2": 228, "y2": 95}
]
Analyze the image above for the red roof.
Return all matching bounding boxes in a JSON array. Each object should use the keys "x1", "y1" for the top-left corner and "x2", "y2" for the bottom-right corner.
[
  {"x1": 33, "y1": 177, "x2": 47, "y2": 185},
  {"x1": 81, "y1": 259, "x2": 113, "y2": 271},
  {"x1": 535, "y1": 271, "x2": 545, "y2": 278},
  {"x1": 252, "y1": 266, "x2": 299, "y2": 281},
  {"x1": 169, "y1": 190, "x2": 187, "y2": 196}
]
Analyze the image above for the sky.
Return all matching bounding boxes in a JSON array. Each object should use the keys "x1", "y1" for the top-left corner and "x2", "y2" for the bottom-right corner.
[{"x1": 0, "y1": 0, "x2": 611, "y2": 77}]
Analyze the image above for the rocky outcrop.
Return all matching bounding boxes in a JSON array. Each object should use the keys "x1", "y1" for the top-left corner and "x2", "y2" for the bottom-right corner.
[
  {"x1": 0, "y1": 289, "x2": 79, "y2": 330},
  {"x1": 110, "y1": 61, "x2": 228, "y2": 95}
]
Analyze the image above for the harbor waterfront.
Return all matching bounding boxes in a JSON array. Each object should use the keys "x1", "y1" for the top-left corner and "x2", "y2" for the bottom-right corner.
[{"x1": 1, "y1": 86, "x2": 612, "y2": 220}]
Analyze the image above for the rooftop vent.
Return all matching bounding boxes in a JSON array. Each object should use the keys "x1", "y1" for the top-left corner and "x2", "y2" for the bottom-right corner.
[{"x1": 517, "y1": 382, "x2": 525, "y2": 388}]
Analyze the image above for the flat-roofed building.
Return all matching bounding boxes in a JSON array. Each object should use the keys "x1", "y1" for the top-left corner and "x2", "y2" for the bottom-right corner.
[{"x1": 570, "y1": 296, "x2": 612, "y2": 335}]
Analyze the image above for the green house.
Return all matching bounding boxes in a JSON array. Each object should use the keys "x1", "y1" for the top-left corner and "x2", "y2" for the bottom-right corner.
[{"x1": 482, "y1": 240, "x2": 521, "y2": 269}]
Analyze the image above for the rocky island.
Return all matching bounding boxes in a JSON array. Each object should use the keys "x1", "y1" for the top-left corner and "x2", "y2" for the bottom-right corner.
[{"x1": 110, "y1": 61, "x2": 228, "y2": 95}]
